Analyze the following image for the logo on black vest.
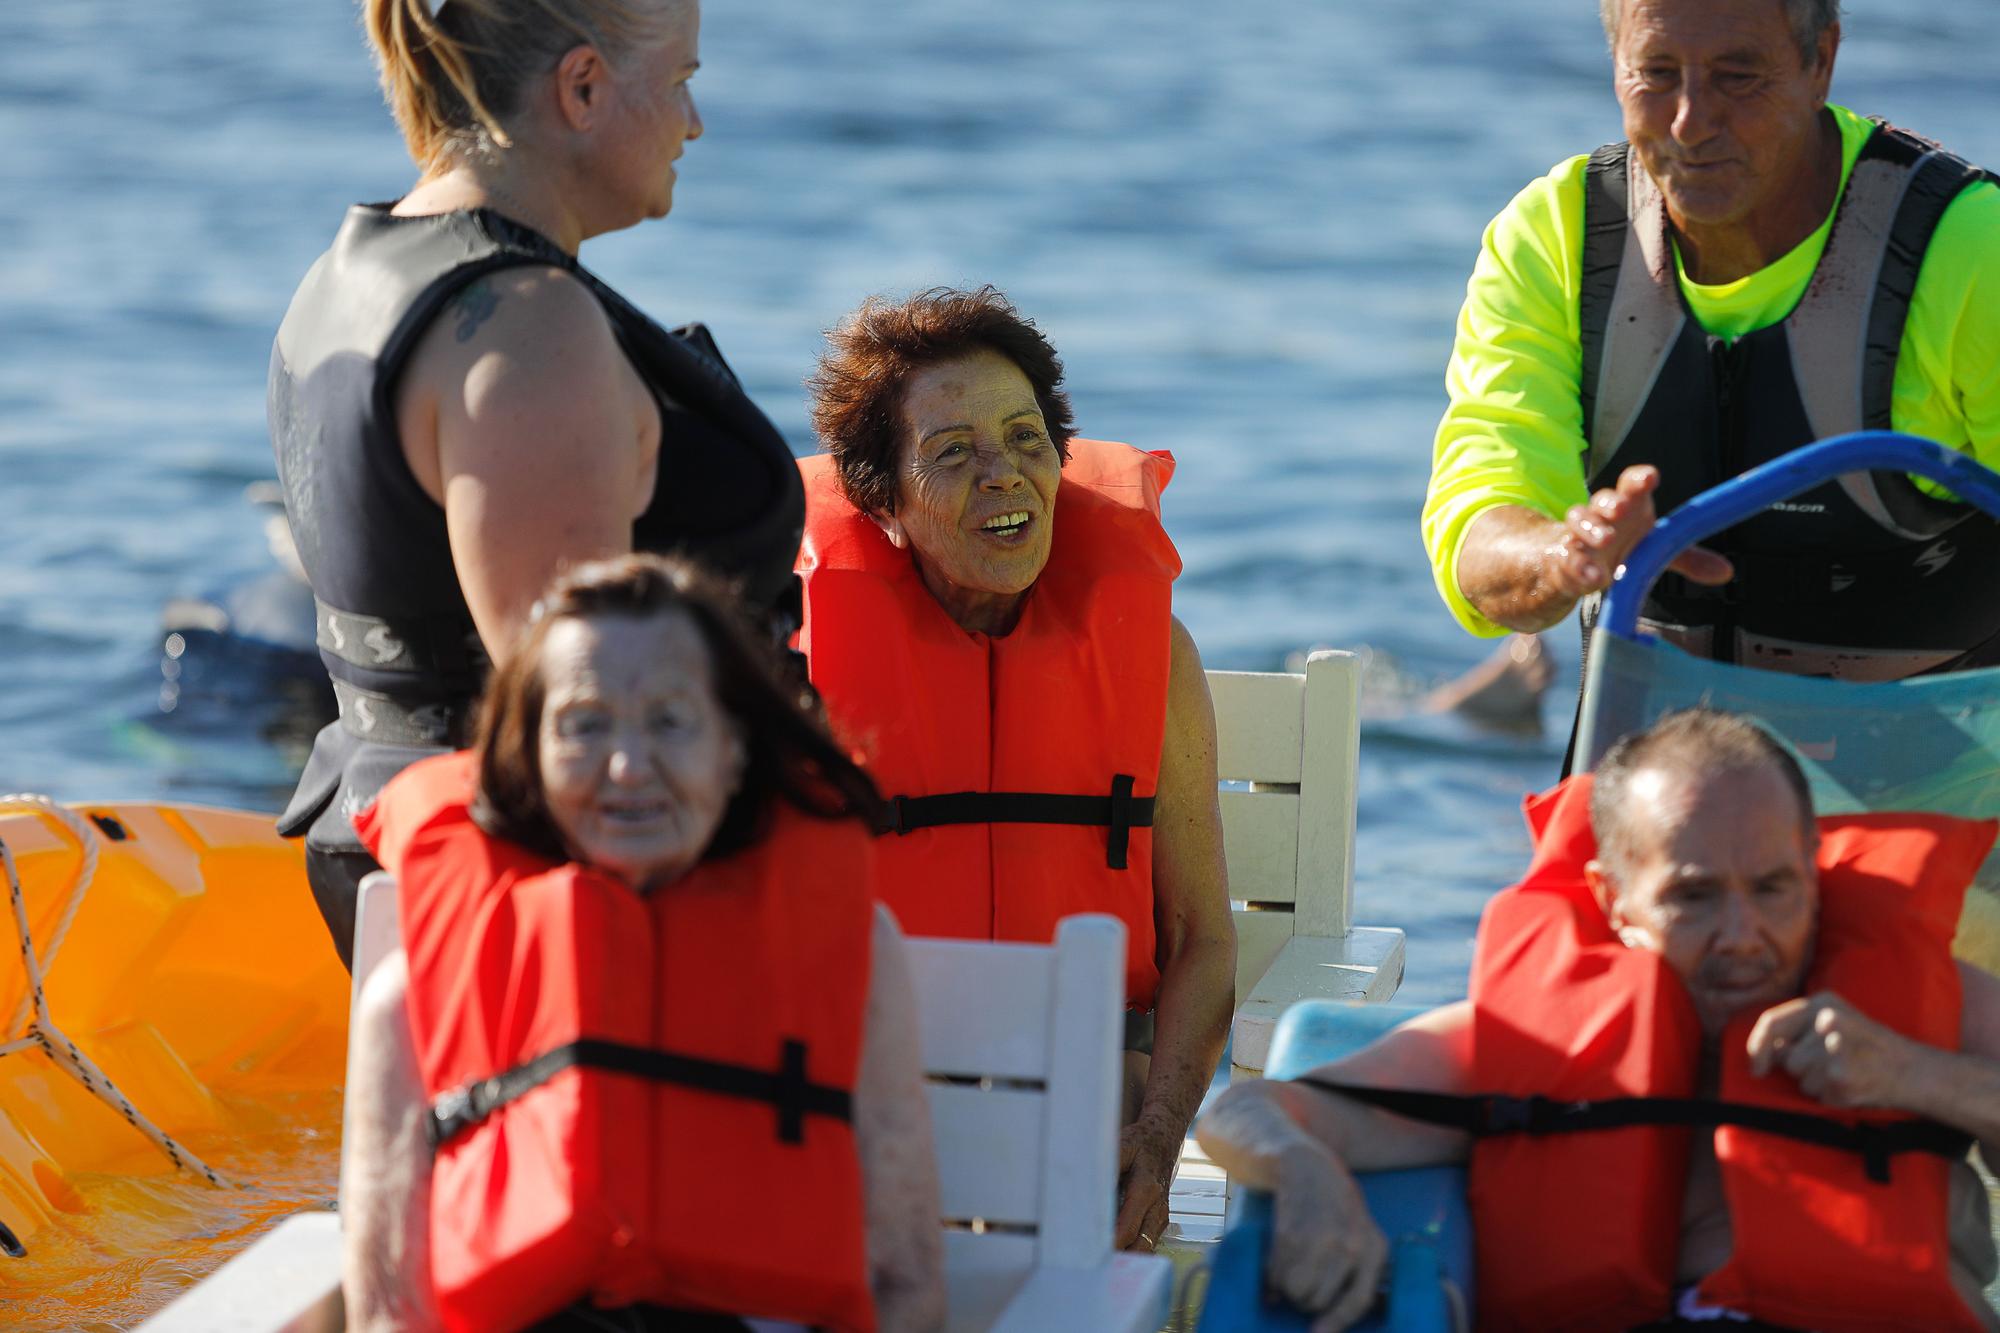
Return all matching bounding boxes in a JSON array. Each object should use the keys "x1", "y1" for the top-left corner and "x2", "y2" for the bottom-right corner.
[{"x1": 1914, "y1": 540, "x2": 1957, "y2": 578}]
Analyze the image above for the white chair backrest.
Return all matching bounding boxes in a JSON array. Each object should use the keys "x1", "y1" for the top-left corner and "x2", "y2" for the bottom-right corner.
[
  {"x1": 1205, "y1": 649, "x2": 1360, "y2": 1000},
  {"x1": 905, "y1": 914, "x2": 1126, "y2": 1274},
  {"x1": 351, "y1": 870, "x2": 402, "y2": 1005}
]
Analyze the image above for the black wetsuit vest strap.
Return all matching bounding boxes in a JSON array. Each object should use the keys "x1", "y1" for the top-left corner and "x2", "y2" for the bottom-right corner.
[
  {"x1": 428, "y1": 1037, "x2": 852, "y2": 1149},
  {"x1": 1576, "y1": 142, "x2": 1631, "y2": 445},
  {"x1": 1293, "y1": 1076, "x2": 1972, "y2": 1185},
  {"x1": 879, "y1": 774, "x2": 1153, "y2": 870}
]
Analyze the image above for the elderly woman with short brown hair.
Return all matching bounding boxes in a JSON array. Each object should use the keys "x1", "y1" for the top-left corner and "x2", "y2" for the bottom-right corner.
[
  {"x1": 342, "y1": 555, "x2": 943, "y2": 1332},
  {"x1": 798, "y1": 286, "x2": 1236, "y2": 1253}
]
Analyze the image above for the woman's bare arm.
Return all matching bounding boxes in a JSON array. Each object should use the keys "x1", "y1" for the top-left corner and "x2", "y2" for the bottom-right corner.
[
  {"x1": 853, "y1": 905, "x2": 945, "y2": 1331},
  {"x1": 1115, "y1": 616, "x2": 1236, "y2": 1249},
  {"x1": 340, "y1": 949, "x2": 440, "y2": 1333},
  {"x1": 395, "y1": 266, "x2": 652, "y2": 652}
]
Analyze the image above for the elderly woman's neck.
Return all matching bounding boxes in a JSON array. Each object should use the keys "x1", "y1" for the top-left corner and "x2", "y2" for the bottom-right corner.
[{"x1": 917, "y1": 560, "x2": 1029, "y2": 637}]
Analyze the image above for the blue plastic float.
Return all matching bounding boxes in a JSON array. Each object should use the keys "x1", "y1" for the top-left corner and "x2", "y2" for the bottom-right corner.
[{"x1": 1196, "y1": 1001, "x2": 1471, "y2": 1333}]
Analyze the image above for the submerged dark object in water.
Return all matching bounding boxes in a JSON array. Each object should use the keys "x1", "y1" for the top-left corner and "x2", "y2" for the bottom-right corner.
[{"x1": 153, "y1": 484, "x2": 335, "y2": 757}]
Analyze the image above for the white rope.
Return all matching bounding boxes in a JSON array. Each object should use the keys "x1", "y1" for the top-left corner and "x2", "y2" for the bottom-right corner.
[
  {"x1": 0, "y1": 803, "x2": 229, "y2": 1188},
  {"x1": 0, "y1": 794, "x2": 100, "y2": 1036}
]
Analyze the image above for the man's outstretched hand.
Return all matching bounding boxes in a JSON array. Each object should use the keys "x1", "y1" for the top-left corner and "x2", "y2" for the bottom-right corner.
[{"x1": 1543, "y1": 465, "x2": 1734, "y2": 600}]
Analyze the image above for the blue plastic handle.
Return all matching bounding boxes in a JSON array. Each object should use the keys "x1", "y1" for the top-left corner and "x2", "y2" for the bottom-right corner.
[{"x1": 1600, "y1": 432, "x2": 2000, "y2": 642}]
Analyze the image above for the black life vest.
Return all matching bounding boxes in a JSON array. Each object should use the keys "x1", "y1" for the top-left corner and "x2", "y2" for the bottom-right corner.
[
  {"x1": 268, "y1": 206, "x2": 803, "y2": 851},
  {"x1": 1578, "y1": 120, "x2": 2000, "y2": 683}
]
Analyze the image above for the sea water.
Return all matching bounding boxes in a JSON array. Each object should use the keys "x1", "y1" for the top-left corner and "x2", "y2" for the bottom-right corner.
[
  {"x1": 0, "y1": 1090, "x2": 341, "y2": 1329},
  {"x1": 1, "y1": 0, "x2": 1996, "y2": 1323}
]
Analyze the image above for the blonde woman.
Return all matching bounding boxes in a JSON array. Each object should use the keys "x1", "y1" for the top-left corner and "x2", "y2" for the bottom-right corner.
[{"x1": 269, "y1": 0, "x2": 803, "y2": 968}]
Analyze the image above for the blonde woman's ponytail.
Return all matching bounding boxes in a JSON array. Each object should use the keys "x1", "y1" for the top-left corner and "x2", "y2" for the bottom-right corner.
[
  {"x1": 359, "y1": 0, "x2": 687, "y2": 172},
  {"x1": 361, "y1": 0, "x2": 515, "y2": 170}
]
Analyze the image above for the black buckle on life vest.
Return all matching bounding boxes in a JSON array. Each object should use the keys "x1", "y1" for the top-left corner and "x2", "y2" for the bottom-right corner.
[
  {"x1": 879, "y1": 775, "x2": 1154, "y2": 870},
  {"x1": 429, "y1": 1076, "x2": 507, "y2": 1149},
  {"x1": 1478, "y1": 1094, "x2": 1554, "y2": 1136}
]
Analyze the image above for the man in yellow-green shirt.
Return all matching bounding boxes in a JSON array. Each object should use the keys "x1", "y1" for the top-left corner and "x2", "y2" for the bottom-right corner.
[{"x1": 1423, "y1": 0, "x2": 2000, "y2": 700}]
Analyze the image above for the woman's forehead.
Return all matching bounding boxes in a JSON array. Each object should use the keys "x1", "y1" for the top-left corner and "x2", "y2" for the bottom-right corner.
[
  {"x1": 903, "y1": 351, "x2": 1039, "y2": 430},
  {"x1": 540, "y1": 610, "x2": 710, "y2": 688}
]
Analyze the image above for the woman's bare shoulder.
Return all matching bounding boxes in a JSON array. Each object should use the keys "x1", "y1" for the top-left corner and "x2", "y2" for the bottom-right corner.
[{"x1": 418, "y1": 264, "x2": 619, "y2": 379}]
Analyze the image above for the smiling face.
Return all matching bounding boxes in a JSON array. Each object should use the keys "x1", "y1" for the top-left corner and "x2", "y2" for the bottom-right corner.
[
  {"x1": 604, "y1": 0, "x2": 704, "y2": 221},
  {"x1": 535, "y1": 609, "x2": 743, "y2": 892},
  {"x1": 1612, "y1": 0, "x2": 1835, "y2": 247},
  {"x1": 1590, "y1": 761, "x2": 1819, "y2": 1038},
  {"x1": 885, "y1": 347, "x2": 1065, "y2": 634}
]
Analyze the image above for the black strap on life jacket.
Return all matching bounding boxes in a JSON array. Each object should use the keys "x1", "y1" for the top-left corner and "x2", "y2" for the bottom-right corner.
[
  {"x1": 428, "y1": 1037, "x2": 851, "y2": 1149},
  {"x1": 879, "y1": 773, "x2": 1153, "y2": 870},
  {"x1": 1294, "y1": 1077, "x2": 1972, "y2": 1184}
]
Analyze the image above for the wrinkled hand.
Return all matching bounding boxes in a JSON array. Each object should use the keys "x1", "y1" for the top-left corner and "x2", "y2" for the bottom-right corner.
[
  {"x1": 1115, "y1": 1116, "x2": 1179, "y2": 1252},
  {"x1": 1747, "y1": 991, "x2": 1918, "y2": 1108},
  {"x1": 1543, "y1": 465, "x2": 1733, "y2": 600},
  {"x1": 1266, "y1": 1143, "x2": 1387, "y2": 1333}
]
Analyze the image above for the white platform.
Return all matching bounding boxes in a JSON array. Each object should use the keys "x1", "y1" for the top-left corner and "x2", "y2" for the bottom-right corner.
[{"x1": 137, "y1": 1210, "x2": 343, "y2": 1332}]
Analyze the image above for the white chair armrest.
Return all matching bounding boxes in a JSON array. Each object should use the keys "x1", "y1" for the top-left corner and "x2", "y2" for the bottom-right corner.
[
  {"x1": 987, "y1": 1253, "x2": 1174, "y2": 1333},
  {"x1": 1229, "y1": 928, "x2": 1406, "y2": 1075},
  {"x1": 136, "y1": 1211, "x2": 343, "y2": 1332}
]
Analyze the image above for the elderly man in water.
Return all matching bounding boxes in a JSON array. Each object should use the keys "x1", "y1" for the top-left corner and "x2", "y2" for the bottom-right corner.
[{"x1": 1200, "y1": 709, "x2": 2000, "y2": 1331}]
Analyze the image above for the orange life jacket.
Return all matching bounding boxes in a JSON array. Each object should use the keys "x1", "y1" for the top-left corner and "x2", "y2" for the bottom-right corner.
[
  {"x1": 796, "y1": 437, "x2": 1179, "y2": 1008},
  {"x1": 355, "y1": 751, "x2": 878, "y2": 1333},
  {"x1": 1467, "y1": 775, "x2": 1993, "y2": 1333}
]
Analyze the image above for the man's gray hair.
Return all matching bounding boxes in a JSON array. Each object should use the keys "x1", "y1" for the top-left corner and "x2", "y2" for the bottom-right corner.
[
  {"x1": 1599, "y1": 0, "x2": 1841, "y2": 67},
  {"x1": 1589, "y1": 707, "x2": 1815, "y2": 877}
]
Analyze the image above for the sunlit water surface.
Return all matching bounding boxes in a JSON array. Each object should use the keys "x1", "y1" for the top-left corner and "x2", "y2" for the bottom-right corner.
[
  {"x1": 1, "y1": 1091, "x2": 340, "y2": 1330},
  {"x1": 2, "y1": 0, "x2": 1997, "y2": 1323}
]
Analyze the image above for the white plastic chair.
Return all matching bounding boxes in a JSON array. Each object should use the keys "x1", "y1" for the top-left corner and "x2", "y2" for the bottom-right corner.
[
  {"x1": 908, "y1": 914, "x2": 1173, "y2": 1332},
  {"x1": 1205, "y1": 649, "x2": 1405, "y2": 1075}
]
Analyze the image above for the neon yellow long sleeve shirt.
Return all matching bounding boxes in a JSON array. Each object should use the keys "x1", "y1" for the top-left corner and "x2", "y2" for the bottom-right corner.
[{"x1": 1422, "y1": 105, "x2": 2000, "y2": 638}]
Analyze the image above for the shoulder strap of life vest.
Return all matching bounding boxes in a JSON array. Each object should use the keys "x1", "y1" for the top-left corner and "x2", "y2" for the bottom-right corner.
[
  {"x1": 1790, "y1": 120, "x2": 1999, "y2": 444},
  {"x1": 1577, "y1": 140, "x2": 1635, "y2": 454}
]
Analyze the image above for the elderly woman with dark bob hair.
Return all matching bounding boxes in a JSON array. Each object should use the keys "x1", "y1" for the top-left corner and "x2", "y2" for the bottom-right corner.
[
  {"x1": 341, "y1": 554, "x2": 944, "y2": 1333},
  {"x1": 797, "y1": 286, "x2": 1235, "y2": 1253}
]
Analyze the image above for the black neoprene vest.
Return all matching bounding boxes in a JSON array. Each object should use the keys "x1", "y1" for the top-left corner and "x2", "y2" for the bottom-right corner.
[
  {"x1": 268, "y1": 205, "x2": 803, "y2": 851},
  {"x1": 1578, "y1": 119, "x2": 2000, "y2": 682}
]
